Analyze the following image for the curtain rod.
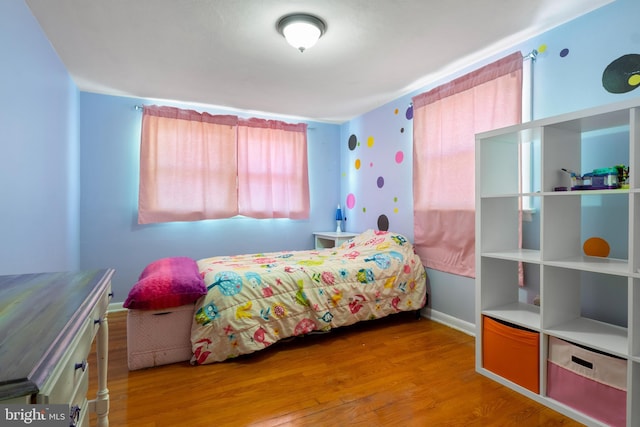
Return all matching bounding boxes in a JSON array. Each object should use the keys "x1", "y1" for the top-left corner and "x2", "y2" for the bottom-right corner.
[{"x1": 132, "y1": 105, "x2": 316, "y2": 129}]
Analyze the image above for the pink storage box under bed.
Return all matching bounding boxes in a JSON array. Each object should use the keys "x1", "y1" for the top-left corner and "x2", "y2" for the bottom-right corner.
[
  {"x1": 127, "y1": 304, "x2": 195, "y2": 370},
  {"x1": 547, "y1": 336, "x2": 626, "y2": 427}
]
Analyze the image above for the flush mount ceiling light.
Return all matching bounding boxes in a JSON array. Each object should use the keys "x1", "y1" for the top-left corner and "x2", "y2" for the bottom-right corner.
[{"x1": 277, "y1": 13, "x2": 326, "y2": 53}]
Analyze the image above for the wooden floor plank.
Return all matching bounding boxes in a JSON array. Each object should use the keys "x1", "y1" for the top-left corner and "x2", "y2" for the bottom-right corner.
[{"x1": 89, "y1": 311, "x2": 582, "y2": 426}]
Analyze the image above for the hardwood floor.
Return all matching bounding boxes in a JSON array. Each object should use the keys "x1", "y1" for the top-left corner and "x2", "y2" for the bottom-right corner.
[{"x1": 89, "y1": 310, "x2": 582, "y2": 427}]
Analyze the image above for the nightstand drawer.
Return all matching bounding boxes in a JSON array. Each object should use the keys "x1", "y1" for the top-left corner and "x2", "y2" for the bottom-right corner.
[{"x1": 37, "y1": 316, "x2": 93, "y2": 404}]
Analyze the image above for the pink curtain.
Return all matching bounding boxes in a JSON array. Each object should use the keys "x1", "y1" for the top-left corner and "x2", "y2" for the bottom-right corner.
[
  {"x1": 237, "y1": 118, "x2": 310, "y2": 219},
  {"x1": 138, "y1": 105, "x2": 239, "y2": 224},
  {"x1": 412, "y1": 52, "x2": 523, "y2": 277}
]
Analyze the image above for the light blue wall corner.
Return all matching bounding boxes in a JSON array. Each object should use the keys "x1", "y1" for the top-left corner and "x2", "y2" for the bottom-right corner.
[{"x1": 0, "y1": 0, "x2": 80, "y2": 274}]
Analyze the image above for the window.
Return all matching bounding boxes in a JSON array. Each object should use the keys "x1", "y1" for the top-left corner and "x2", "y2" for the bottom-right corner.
[
  {"x1": 138, "y1": 106, "x2": 309, "y2": 224},
  {"x1": 412, "y1": 52, "x2": 523, "y2": 277}
]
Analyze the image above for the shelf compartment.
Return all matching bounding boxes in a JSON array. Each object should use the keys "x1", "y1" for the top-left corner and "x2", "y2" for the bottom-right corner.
[
  {"x1": 544, "y1": 318, "x2": 628, "y2": 359},
  {"x1": 542, "y1": 111, "x2": 630, "y2": 193},
  {"x1": 479, "y1": 196, "x2": 540, "y2": 255},
  {"x1": 633, "y1": 193, "x2": 640, "y2": 273},
  {"x1": 482, "y1": 316, "x2": 540, "y2": 394},
  {"x1": 547, "y1": 335, "x2": 627, "y2": 427},
  {"x1": 477, "y1": 127, "x2": 541, "y2": 197},
  {"x1": 542, "y1": 191, "x2": 629, "y2": 264},
  {"x1": 542, "y1": 266, "x2": 628, "y2": 357},
  {"x1": 631, "y1": 278, "x2": 640, "y2": 359},
  {"x1": 479, "y1": 257, "x2": 540, "y2": 330},
  {"x1": 631, "y1": 362, "x2": 640, "y2": 424}
]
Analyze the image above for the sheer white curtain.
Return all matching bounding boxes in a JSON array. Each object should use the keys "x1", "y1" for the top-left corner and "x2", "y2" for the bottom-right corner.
[{"x1": 412, "y1": 52, "x2": 523, "y2": 277}]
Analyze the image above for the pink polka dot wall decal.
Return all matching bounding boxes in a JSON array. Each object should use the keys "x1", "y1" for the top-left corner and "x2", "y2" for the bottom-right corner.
[
  {"x1": 377, "y1": 176, "x2": 384, "y2": 188},
  {"x1": 395, "y1": 151, "x2": 404, "y2": 163},
  {"x1": 346, "y1": 193, "x2": 356, "y2": 209},
  {"x1": 367, "y1": 136, "x2": 374, "y2": 147},
  {"x1": 370, "y1": 162, "x2": 374, "y2": 167},
  {"x1": 355, "y1": 159, "x2": 361, "y2": 170}
]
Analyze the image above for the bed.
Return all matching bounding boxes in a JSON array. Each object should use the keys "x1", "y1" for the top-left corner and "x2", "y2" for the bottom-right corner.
[{"x1": 124, "y1": 229, "x2": 427, "y2": 368}]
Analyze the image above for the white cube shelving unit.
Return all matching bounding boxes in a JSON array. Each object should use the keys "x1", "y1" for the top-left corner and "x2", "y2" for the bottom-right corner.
[{"x1": 475, "y1": 98, "x2": 640, "y2": 426}]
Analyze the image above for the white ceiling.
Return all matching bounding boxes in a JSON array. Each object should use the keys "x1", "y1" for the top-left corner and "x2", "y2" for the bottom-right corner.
[{"x1": 26, "y1": 0, "x2": 614, "y2": 123}]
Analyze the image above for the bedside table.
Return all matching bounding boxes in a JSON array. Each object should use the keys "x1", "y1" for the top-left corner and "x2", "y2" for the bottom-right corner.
[{"x1": 313, "y1": 231, "x2": 358, "y2": 249}]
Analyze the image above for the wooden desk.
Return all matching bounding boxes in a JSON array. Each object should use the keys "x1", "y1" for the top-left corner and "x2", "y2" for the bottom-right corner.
[{"x1": 0, "y1": 269, "x2": 114, "y2": 426}]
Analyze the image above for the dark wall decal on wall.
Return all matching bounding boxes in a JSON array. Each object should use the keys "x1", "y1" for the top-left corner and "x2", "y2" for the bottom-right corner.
[
  {"x1": 377, "y1": 214, "x2": 389, "y2": 231},
  {"x1": 348, "y1": 134, "x2": 358, "y2": 150},
  {"x1": 602, "y1": 54, "x2": 640, "y2": 94}
]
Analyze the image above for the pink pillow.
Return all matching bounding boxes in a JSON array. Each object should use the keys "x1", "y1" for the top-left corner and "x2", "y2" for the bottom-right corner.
[{"x1": 124, "y1": 257, "x2": 206, "y2": 310}]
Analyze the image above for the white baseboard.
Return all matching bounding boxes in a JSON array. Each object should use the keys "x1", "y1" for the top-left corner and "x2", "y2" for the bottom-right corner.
[
  {"x1": 421, "y1": 307, "x2": 476, "y2": 337},
  {"x1": 110, "y1": 303, "x2": 476, "y2": 337}
]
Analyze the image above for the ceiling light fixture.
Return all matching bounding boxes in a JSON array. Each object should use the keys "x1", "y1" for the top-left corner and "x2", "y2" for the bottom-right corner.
[{"x1": 277, "y1": 13, "x2": 326, "y2": 53}]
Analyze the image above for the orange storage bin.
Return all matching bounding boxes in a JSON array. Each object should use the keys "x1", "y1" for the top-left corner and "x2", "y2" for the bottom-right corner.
[{"x1": 482, "y1": 316, "x2": 540, "y2": 393}]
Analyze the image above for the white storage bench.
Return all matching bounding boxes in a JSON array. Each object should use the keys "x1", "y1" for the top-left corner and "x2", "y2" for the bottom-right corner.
[{"x1": 127, "y1": 304, "x2": 195, "y2": 370}]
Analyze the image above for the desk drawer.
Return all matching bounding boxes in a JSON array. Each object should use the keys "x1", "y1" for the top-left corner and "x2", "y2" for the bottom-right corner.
[
  {"x1": 90, "y1": 283, "x2": 112, "y2": 336},
  {"x1": 69, "y1": 367, "x2": 89, "y2": 427},
  {"x1": 38, "y1": 317, "x2": 93, "y2": 404}
]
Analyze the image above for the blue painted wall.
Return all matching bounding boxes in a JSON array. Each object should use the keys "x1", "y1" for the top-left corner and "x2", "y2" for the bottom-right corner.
[
  {"x1": 78, "y1": 93, "x2": 340, "y2": 301},
  {"x1": 0, "y1": 0, "x2": 80, "y2": 274},
  {"x1": 3, "y1": 0, "x2": 639, "y2": 324},
  {"x1": 339, "y1": 0, "x2": 640, "y2": 327}
]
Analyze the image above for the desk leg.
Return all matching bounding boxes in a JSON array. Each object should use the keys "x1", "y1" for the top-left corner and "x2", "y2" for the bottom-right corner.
[{"x1": 95, "y1": 314, "x2": 109, "y2": 427}]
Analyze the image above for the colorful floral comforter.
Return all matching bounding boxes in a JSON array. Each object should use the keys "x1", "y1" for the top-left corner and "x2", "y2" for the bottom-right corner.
[{"x1": 190, "y1": 229, "x2": 427, "y2": 364}]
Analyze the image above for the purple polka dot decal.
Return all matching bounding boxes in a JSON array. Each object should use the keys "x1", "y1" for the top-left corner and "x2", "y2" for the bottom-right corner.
[
  {"x1": 405, "y1": 105, "x2": 413, "y2": 120},
  {"x1": 377, "y1": 176, "x2": 384, "y2": 188},
  {"x1": 560, "y1": 48, "x2": 569, "y2": 58}
]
